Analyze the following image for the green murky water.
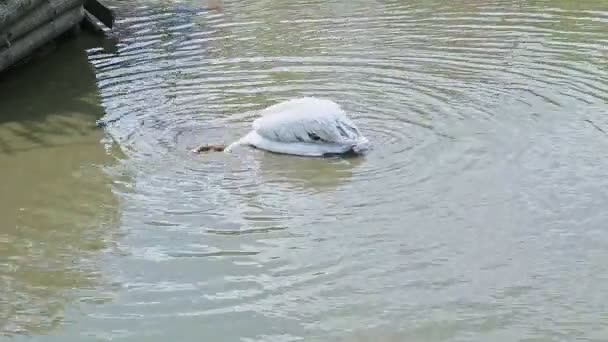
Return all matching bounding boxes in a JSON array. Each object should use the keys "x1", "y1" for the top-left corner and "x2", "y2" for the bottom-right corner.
[{"x1": 2, "y1": 0, "x2": 608, "y2": 341}]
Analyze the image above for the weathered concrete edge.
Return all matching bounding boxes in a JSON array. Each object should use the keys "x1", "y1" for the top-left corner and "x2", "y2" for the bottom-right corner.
[
  {"x1": 0, "y1": 6, "x2": 85, "y2": 73},
  {"x1": 0, "y1": 0, "x2": 84, "y2": 49}
]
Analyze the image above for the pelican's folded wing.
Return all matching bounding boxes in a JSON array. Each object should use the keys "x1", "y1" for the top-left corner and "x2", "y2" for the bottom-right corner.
[{"x1": 252, "y1": 97, "x2": 363, "y2": 144}]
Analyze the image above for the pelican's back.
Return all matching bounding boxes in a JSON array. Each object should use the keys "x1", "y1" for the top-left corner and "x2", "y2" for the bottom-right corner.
[{"x1": 252, "y1": 97, "x2": 363, "y2": 144}]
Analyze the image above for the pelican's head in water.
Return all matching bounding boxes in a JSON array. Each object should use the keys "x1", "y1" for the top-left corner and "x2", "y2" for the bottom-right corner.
[{"x1": 193, "y1": 97, "x2": 371, "y2": 157}]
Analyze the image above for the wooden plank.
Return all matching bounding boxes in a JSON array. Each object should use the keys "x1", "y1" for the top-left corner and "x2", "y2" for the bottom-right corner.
[
  {"x1": 0, "y1": 6, "x2": 85, "y2": 73},
  {"x1": 0, "y1": 0, "x2": 85, "y2": 48},
  {"x1": 0, "y1": 0, "x2": 46, "y2": 32},
  {"x1": 84, "y1": 0, "x2": 113, "y2": 28},
  {"x1": 81, "y1": 9, "x2": 105, "y2": 35}
]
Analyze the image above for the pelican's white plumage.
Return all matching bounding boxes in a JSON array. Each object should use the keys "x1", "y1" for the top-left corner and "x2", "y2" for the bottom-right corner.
[{"x1": 224, "y1": 97, "x2": 370, "y2": 157}]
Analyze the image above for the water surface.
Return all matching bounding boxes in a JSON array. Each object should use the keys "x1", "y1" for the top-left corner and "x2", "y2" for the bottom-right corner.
[
  {"x1": 3, "y1": 0, "x2": 608, "y2": 341},
  {"x1": 0, "y1": 36, "x2": 120, "y2": 335}
]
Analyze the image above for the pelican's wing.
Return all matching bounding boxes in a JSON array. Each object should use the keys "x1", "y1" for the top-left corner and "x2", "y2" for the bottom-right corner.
[{"x1": 252, "y1": 97, "x2": 363, "y2": 144}]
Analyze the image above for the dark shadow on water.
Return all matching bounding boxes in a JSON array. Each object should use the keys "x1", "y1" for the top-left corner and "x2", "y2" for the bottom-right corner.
[
  {"x1": 0, "y1": 33, "x2": 123, "y2": 337},
  {"x1": 0, "y1": 33, "x2": 111, "y2": 154}
]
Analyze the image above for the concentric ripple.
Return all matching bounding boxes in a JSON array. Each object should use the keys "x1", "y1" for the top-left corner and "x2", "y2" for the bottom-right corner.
[{"x1": 65, "y1": 0, "x2": 608, "y2": 340}]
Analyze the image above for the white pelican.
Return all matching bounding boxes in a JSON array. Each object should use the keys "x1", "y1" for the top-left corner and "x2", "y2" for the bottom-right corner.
[{"x1": 194, "y1": 97, "x2": 371, "y2": 157}]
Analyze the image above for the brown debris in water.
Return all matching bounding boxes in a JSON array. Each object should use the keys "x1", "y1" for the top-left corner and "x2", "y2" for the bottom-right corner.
[{"x1": 192, "y1": 144, "x2": 226, "y2": 153}]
